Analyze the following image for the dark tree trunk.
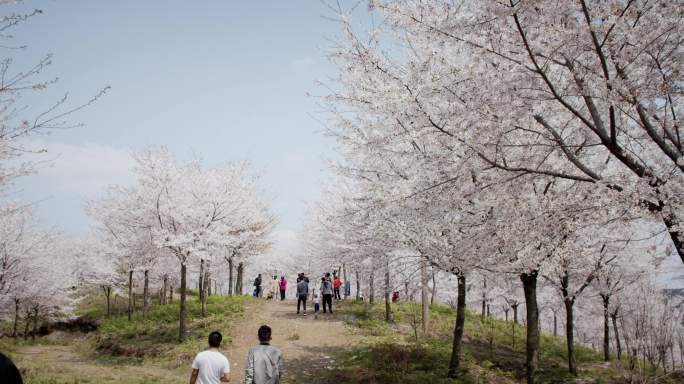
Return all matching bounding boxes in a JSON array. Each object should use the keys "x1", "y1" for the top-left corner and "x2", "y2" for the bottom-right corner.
[
  {"x1": 369, "y1": 269, "x2": 375, "y2": 304},
  {"x1": 128, "y1": 270, "x2": 133, "y2": 321},
  {"x1": 162, "y1": 275, "x2": 168, "y2": 305},
  {"x1": 179, "y1": 262, "x2": 187, "y2": 341},
  {"x1": 169, "y1": 285, "x2": 173, "y2": 303},
  {"x1": 201, "y1": 261, "x2": 209, "y2": 317},
  {"x1": 199, "y1": 259, "x2": 205, "y2": 301},
  {"x1": 481, "y1": 277, "x2": 487, "y2": 321},
  {"x1": 103, "y1": 286, "x2": 112, "y2": 316},
  {"x1": 611, "y1": 309, "x2": 622, "y2": 360},
  {"x1": 228, "y1": 257, "x2": 234, "y2": 296},
  {"x1": 236, "y1": 262, "x2": 244, "y2": 295},
  {"x1": 431, "y1": 269, "x2": 436, "y2": 305},
  {"x1": 553, "y1": 311, "x2": 558, "y2": 337},
  {"x1": 206, "y1": 260, "x2": 211, "y2": 296},
  {"x1": 504, "y1": 308, "x2": 509, "y2": 322},
  {"x1": 355, "y1": 270, "x2": 360, "y2": 300},
  {"x1": 384, "y1": 266, "x2": 393, "y2": 322},
  {"x1": 521, "y1": 271, "x2": 540, "y2": 384},
  {"x1": 343, "y1": 263, "x2": 348, "y2": 299},
  {"x1": 31, "y1": 307, "x2": 38, "y2": 341},
  {"x1": 447, "y1": 274, "x2": 467, "y2": 378},
  {"x1": 602, "y1": 294, "x2": 611, "y2": 362},
  {"x1": 513, "y1": 303, "x2": 519, "y2": 324},
  {"x1": 564, "y1": 299, "x2": 578, "y2": 374},
  {"x1": 23, "y1": 308, "x2": 30, "y2": 340},
  {"x1": 12, "y1": 298, "x2": 19, "y2": 337},
  {"x1": 143, "y1": 270, "x2": 150, "y2": 320},
  {"x1": 421, "y1": 257, "x2": 429, "y2": 335}
]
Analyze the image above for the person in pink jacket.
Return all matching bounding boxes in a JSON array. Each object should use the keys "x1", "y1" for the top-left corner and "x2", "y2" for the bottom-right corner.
[{"x1": 279, "y1": 276, "x2": 287, "y2": 301}]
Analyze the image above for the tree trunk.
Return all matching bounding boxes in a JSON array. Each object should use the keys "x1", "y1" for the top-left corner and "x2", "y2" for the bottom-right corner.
[
  {"x1": 602, "y1": 294, "x2": 611, "y2": 362},
  {"x1": 553, "y1": 311, "x2": 558, "y2": 337},
  {"x1": 236, "y1": 262, "x2": 244, "y2": 295},
  {"x1": 103, "y1": 286, "x2": 112, "y2": 316},
  {"x1": 179, "y1": 262, "x2": 187, "y2": 341},
  {"x1": 447, "y1": 274, "x2": 466, "y2": 378},
  {"x1": 421, "y1": 257, "x2": 429, "y2": 335},
  {"x1": 343, "y1": 263, "x2": 348, "y2": 299},
  {"x1": 369, "y1": 269, "x2": 375, "y2": 304},
  {"x1": 431, "y1": 269, "x2": 436, "y2": 305},
  {"x1": 384, "y1": 266, "x2": 393, "y2": 322},
  {"x1": 12, "y1": 298, "x2": 19, "y2": 337},
  {"x1": 564, "y1": 298, "x2": 578, "y2": 375},
  {"x1": 481, "y1": 277, "x2": 487, "y2": 321},
  {"x1": 206, "y1": 260, "x2": 212, "y2": 296},
  {"x1": 199, "y1": 259, "x2": 205, "y2": 301},
  {"x1": 128, "y1": 270, "x2": 133, "y2": 321},
  {"x1": 143, "y1": 270, "x2": 150, "y2": 321},
  {"x1": 162, "y1": 275, "x2": 168, "y2": 305},
  {"x1": 513, "y1": 303, "x2": 519, "y2": 324},
  {"x1": 355, "y1": 270, "x2": 360, "y2": 300},
  {"x1": 169, "y1": 285, "x2": 173, "y2": 303},
  {"x1": 611, "y1": 310, "x2": 622, "y2": 360},
  {"x1": 521, "y1": 271, "x2": 540, "y2": 384},
  {"x1": 23, "y1": 308, "x2": 30, "y2": 340},
  {"x1": 504, "y1": 308, "x2": 509, "y2": 322},
  {"x1": 228, "y1": 257, "x2": 234, "y2": 296},
  {"x1": 31, "y1": 307, "x2": 38, "y2": 341},
  {"x1": 201, "y1": 261, "x2": 209, "y2": 317}
]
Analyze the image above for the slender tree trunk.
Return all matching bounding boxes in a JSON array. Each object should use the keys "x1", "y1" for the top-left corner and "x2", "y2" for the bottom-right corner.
[
  {"x1": 228, "y1": 257, "x2": 234, "y2": 296},
  {"x1": 23, "y1": 308, "x2": 30, "y2": 340},
  {"x1": 169, "y1": 285, "x2": 173, "y2": 303},
  {"x1": 199, "y1": 259, "x2": 205, "y2": 301},
  {"x1": 31, "y1": 307, "x2": 38, "y2": 341},
  {"x1": 236, "y1": 262, "x2": 244, "y2": 295},
  {"x1": 513, "y1": 303, "x2": 519, "y2": 324},
  {"x1": 369, "y1": 269, "x2": 375, "y2": 304},
  {"x1": 553, "y1": 311, "x2": 558, "y2": 337},
  {"x1": 504, "y1": 308, "x2": 509, "y2": 322},
  {"x1": 143, "y1": 270, "x2": 150, "y2": 321},
  {"x1": 447, "y1": 274, "x2": 466, "y2": 378},
  {"x1": 602, "y1": 294, "x2": 611, "y2": 362},
  {"x1": 206, "y1": 260, "x2": 211, "y2": 296},
  {"x1": 431, "y1": 269, "x2": 436, "y2": 305},
  {"x1": 481, "y1": 277, "x2": 487, "y2": 321},
  {"x1": 384, "y1": 266, "x2": 393, "y2": 322},
  {"x1": 128, "y1": 270, "x2": 133, "y2": 321},
  {"x1": 355, "y1": 270, "x2": 360, "y2": 300},
  {"x1": 521, "y1": 271, "x2": 540, "y2": 384},
  {"x1": 611, "y1": 310, "x2": 622, "y2": 360},
  {"x1": 421, "y1": 257, "x2": 429, "y2": 335},
  {"x1": 343, "y1": 263, "x2": 348, "y2": 299},
  {"x1": 201, "y1": 261, "x2": 209, "y2": 317},
  {"x1": 103, "y1": 286, "x2": 112, "y2": 316},
  {"x1": 179, "y1": 262, "x2": 187, "y2": 341},
  {"x1": 162, "y1": 275, "x2": 168, "y2": 305},
  {"x1": 564, "y1": 298, "x2": 578, "y2": 375},
  {"x1": 12, "y1": 298, "x2": 19, "y2": 338}
]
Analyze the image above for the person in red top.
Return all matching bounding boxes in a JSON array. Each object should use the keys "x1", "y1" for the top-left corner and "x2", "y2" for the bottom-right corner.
[{"x1": 333, "y1": 276, "x2": 342, "y2": 300}]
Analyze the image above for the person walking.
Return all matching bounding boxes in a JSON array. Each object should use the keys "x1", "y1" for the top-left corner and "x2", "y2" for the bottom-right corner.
[
  {"x1": 333, "y1": 276, "x2": 342, "y2": 300},
  {"x1": 245, "y1": 325, "x2": 283, "y2": 384},
  {"x1": 278, "y1": 276, "x2": 287, "y2": 301},
  {"x1": 296, "y1": 277, "x2": 309, "y2": 315},
  {"x1": 320, "y1": 276, "x2": 333, "y2": 314},
  {"x1": 254, "y1": 274, "x2": 262, "y2": 298},
  {"x1": 189, "y1": 331, "x2": 231, "y2": 384}
]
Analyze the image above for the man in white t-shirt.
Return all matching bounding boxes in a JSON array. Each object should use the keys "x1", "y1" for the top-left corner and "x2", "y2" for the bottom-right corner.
[{"x1": 190, "y1": 331, "x2": 231, "y2": 384}]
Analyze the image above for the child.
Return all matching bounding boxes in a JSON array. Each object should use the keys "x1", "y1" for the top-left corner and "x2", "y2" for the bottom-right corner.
[{"x1": 313, "y1": 293, "x2": 320, "y2": 319}]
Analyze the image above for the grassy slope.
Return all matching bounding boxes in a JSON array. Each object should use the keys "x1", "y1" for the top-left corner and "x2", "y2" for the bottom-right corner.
[
  {"x1": 1, "y1": 292, "x2": 250, "y2": 384},
  {"x1": 298, "y1": 300, "x2": 675, "y2": 384}
]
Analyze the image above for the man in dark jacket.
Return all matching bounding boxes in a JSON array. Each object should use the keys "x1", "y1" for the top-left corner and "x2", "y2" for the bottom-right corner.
[
  {"x1": 296, "y1": 277, "x2": 309, "y2": 315},
  {"x1": 254, "y1": 274, "x2": 262, "y2": 298}
]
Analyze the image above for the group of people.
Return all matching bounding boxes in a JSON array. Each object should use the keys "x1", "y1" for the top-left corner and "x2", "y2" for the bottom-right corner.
[
  {"x1": 253, "y1": 274, "x2": 288, "y2": 301},
  {"x1": 190, "y1": 326, "x2": 283, "y2": 384},
  {"x1": 294, "y1": 272, "x2": 343, "y2": 316}
]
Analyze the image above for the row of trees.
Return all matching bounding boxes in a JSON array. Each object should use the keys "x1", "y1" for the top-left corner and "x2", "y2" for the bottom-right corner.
[
  {"x1": 85, "y1": 147, "x2": 274, "y2": 340},
  {"x1": 301, "y1": 1, "x2": 683, "y2": 383}
]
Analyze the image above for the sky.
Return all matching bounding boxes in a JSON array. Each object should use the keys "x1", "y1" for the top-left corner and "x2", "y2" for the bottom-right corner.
[{"x1": 9, "y1": 0, "x2": 353, "y2": 257}]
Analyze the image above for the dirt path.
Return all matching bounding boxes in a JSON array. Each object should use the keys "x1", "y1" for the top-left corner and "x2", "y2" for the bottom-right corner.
[{"x1": 225, "y1": 298, "x2": 358, "y2": 383}]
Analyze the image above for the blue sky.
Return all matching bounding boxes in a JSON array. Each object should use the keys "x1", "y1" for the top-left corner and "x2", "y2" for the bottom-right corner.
[{"x1": 10, "y1": 1, "x2": 353, "y2": 254}]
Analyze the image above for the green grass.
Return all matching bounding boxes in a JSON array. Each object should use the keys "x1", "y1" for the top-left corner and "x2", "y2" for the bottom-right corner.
[{"x1": 315, "y1": 300, "x2": 680, "y2": 384}]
